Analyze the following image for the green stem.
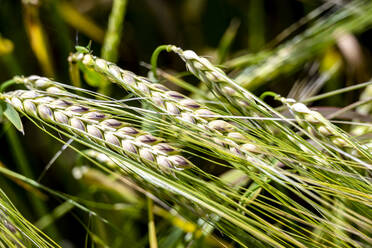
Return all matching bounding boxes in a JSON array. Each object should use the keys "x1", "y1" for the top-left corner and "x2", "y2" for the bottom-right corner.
[
  {"x1": 100, "y1": 0, "x2": 128, "y2": 95},
  {"x1": 259, "y1": 91, "x2": 279, "y2": 100},
  {"x1": 0, "y1": 79, "x2": 16, "y2": 93},
  {"x1": 217, "y1": 19, "x2": 240, "y2": 63},
  {"x1": 151, "y1": 45, "x2": 172, "y2": 80},
  {"x1": 101, "y1": 0, "x2": 128, "y2": 62},
  {"x1": 147, "y1": 197, "x2": 158, "y2": 248}
]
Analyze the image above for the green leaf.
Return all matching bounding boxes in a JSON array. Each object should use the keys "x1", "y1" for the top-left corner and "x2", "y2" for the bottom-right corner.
[{"x1": 0, "y1": 102, "x2": 24, "y2": 134}]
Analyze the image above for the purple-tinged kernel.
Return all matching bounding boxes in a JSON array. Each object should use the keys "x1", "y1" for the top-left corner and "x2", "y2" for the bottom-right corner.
[
  {"x1": 87, "y1": 125, "x2": 103, "y2": 139},
  {"x1": 137, "y1": 134, "x2": 158, "y2": 144},
  {"x1": 70, "y1": 117, "x2": 85, "y2": 131},
  {"x1": 38, "y1": 105, "x2": 54, "y2": 121}
]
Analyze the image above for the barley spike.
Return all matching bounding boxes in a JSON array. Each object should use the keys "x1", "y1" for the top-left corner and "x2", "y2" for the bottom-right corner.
[
  {"x1": 68, "y1": 54, "x2": 260, "y2": 156},
  {"x1": 2, "y1": 89, "x2": 192, "y2": 172}
]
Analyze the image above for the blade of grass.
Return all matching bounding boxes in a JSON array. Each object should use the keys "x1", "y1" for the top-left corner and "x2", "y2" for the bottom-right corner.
[
  {"x1": 217, "y1": 18, "x2": 240, "y2": 64},
  {"x1": 101, "y1": 0, "x2": 128, "y2": 63},
  {"x1": 22, "y1": 0, "x2": 55, "y2": 77},
  {"x1": 100, "y1": 0, "x2": 129, "y2": 94},
  {"x1": 147, "y1": 197, "x2": 158, "y2": 248}
]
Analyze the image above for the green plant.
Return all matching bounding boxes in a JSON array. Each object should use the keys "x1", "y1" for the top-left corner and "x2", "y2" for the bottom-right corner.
[{"x1": 1, "y1": 45, "x2": 371, "y2": 246}]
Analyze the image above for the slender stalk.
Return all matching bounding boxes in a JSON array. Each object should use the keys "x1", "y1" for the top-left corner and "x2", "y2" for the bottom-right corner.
[
  {"x1": 100, "y1": 0, "x2": 128, "y2": 94},
  {"x1": 101, "y1": 0, "x2": 128, "y2": 63},
  {"x1": 217, "y1": 19, "x2": 240, "y2": 63},
  {"x1": 151, "y1": 45, "x2": 171, "y2": 80},
  {"x1": 0, "y1": 80, "x2": 16, "y2": 93},
  {"x1": 147, "y1": 197, "x2": 158, "y2": 248}
]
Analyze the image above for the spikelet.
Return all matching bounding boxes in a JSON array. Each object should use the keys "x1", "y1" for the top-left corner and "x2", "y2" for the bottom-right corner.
[
  {"x1": 2, "y1": 89, "x2": 192, "y2": 172},
  {"x1": 278, "y1": 97, "x2": 352, "y2": 149},
  {"x1": 167, "y1": 46, "x2": 257, "y2": 108},
  {"x1": 351, "y1": 84, "x2": 372, "y2": 136}
]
